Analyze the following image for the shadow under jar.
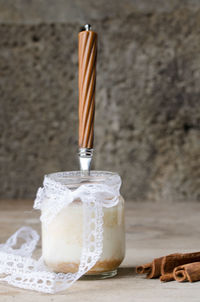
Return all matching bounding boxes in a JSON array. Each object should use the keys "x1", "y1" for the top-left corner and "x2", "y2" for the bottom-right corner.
[{"x1": 42, "y1": 171, "x2": 125, "y2": 279}]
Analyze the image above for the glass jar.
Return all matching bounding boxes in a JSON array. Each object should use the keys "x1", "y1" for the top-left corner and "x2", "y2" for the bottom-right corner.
[{"x1": 41, "y1": 171, "x2": 125, "y2": 278}]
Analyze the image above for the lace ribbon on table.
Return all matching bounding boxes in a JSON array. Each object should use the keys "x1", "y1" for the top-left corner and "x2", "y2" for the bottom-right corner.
[{"x1": 0, "y1": 174, "x2": 121, "y2": 293}]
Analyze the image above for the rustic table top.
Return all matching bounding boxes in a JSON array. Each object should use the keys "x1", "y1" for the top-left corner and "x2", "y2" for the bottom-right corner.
[{"x1": 0, "y1": 200, "x2": 200, "y2": 302}]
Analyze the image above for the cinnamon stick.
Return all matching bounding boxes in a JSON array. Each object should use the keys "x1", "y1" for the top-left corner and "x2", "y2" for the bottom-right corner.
[
  {"x1": 136, "y1": 258, "x2": 163, "y2": 279},
  {"x1": 174, "y1": 262, "x2": 200, "y2": 282},
  {"x1": 136, "y1": 251, "x2": 200, "y2": 282},
  {"x1": 161, "y1": 252, "x2": 200, "y2": 281}
]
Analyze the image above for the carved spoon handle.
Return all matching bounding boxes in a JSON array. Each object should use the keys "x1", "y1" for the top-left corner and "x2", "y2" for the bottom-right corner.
[{"x1": 78, "y1": 24, "x2": 97, "y2": 173}]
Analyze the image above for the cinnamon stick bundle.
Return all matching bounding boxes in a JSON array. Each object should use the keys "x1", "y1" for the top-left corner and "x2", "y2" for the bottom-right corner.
[{"x1": 136, "y1": 252, "x2": 200, "y2": 282}]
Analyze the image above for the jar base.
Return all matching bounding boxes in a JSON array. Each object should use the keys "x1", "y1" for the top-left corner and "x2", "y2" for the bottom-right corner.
[{"x1": 81, "y1": 269, "x2": 117, "y2": 280}]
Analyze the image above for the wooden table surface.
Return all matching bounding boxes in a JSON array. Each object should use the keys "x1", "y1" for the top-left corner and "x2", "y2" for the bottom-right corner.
[{"x1": 0, "y1": 200, "x2": 200, "y2": 302}]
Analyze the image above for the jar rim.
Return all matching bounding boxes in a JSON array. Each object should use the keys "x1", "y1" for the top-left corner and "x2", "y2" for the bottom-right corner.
[{"x1": 46, "y1": 170, "x2": 121, "y2": 188}]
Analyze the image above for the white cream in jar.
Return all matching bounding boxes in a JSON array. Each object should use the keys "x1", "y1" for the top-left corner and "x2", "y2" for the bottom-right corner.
[{"x1": 41, "y1": 171, "x2": 125, "y2": 277}]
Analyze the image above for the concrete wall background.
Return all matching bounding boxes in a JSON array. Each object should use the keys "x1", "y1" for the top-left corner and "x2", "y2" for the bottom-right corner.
[{"x1": 0, "y1": 0, "x2": 200, "y2": 201}]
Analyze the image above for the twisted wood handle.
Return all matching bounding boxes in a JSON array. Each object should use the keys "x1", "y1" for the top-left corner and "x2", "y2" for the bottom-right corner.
[{"x1": 78, "y1": 28, "x2": 97, "y2": 149}]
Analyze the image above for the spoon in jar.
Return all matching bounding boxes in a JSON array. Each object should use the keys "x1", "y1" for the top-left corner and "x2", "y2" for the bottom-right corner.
[{"x1": 78, "y1": 24, "x2": 98, "y2": 175}]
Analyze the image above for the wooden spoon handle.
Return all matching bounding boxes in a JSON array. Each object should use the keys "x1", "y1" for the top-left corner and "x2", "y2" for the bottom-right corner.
[{"x1": 78, "y1": 27, "x2": 97, "y2": 149}]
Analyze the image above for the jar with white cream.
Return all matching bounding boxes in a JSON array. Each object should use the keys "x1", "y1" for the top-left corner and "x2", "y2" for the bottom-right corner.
[{"x1": 40, "y1": 171, "x2": 125, "y2": 278}]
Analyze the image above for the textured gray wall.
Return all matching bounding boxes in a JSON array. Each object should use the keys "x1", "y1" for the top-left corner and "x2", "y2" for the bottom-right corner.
[{"x1": 0, "y1": 1, "x2": 200, "y2": 201}]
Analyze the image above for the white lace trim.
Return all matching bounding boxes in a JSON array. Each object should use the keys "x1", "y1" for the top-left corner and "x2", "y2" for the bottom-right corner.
[
  {"x1": 34, "y1": 173, "x2": 120, "y2": 224},
  {"x1": 0, "y1": 172, "x2": 121, "y2": 293}
]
